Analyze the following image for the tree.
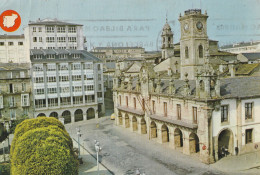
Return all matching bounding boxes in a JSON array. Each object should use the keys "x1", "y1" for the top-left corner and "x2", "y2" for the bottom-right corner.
[{"x1": 11, "y1": 117, "x2": 78, "y2": 175}]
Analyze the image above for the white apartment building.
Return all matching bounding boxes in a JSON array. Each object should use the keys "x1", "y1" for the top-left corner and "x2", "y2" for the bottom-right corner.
[
  {"x1": 25, "y1": 19, "x2": 104, "y2": 122},
  {"x1": 0, "y1": 35, "x2": 29, "y2": 63}
]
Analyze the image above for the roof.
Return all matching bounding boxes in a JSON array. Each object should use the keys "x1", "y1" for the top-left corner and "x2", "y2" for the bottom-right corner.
[
  {"x1": 235, "y1": 63, "x2": 260, "y2": 75},
  {"x1": 0, "y1": 63, "x2": 30, "y2": 71},
  {"x1": 29, "y1": 19, "x2": 82, "y2": 26},
  {"x1": 94, "y1": 47, "x2": 144, "y2": 50},
  {"x1": 0, "y1": 34, "x2": 24, "y2": 39},
  {"x1": 220, "y1": 41, "x2": 260, "y2": 49},
  {"x1": 210, "y1": 51, "x2": 237, "y2": 56},
  {"x1": 30, "y1": 49, "x2": 101, "y2": 62},
  {"x1": 241, "y1": 53, "x2": 260, "y2": 61}
]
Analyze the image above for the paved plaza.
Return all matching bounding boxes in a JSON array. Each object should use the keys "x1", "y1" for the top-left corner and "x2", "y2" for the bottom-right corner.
[{"x1": 65, "y1": 109, "x2": 260, "y2": 175}]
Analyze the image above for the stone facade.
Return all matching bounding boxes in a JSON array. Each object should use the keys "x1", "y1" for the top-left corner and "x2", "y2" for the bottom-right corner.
[{"x1": 113, "y1": 9, "x2": 260, "y2": 164}]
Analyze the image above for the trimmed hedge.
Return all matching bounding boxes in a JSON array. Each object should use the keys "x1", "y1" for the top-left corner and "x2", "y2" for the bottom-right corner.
[
  {"x1": 11, "y1": 117, "x2": 78, "y2": 175},
  {"x1": 11, "y1": 117, "x2": 71, "y2": 156},
  {"x1": 0, "y1": 162, "x2": 10, "y2": 175}
]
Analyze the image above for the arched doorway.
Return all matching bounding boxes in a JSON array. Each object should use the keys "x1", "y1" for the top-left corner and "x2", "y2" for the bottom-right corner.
[
  {"x1": 218, "y1": 129, "x2": 233, "y2": 159},
  {"x1": 132, "y1": 116, "x2": 138, "y2": 131},
  {"x1": 125, "y1": 114, "x2": 130, "y2": 128},
  {"x1": 49, "y1": 112, "x2": 58, "y2": 119},
  {"x1": 37, "y1": 113, "x2": 46, "y2": 117},
  {"x1": 150, "y1": 121, "x2": 157, "y2": 138},
  {"x1": 174, "y1": 128, "x2": 183, "y2": 147},
  {"x1": 87, "y1": 108, "x2": 95, "y2": 120},
  {"x1": 62, "y1": 110, "x2": 71, "y2": 124},
  {"x1": 118, "y1": 112, "x2": 122, "y2": 125},
  {"x1": 141, "y1": 118, "x2": 147, "y2": 134},
  {"x1": 161, "y1": 124, "x2": 169, "y2": 143},
  {"x1": 189, "y1": 133, "x2": 200, "y2": 153},
  {"x1": 74, "y1": 109, "x2": 83, "y2": 122}
]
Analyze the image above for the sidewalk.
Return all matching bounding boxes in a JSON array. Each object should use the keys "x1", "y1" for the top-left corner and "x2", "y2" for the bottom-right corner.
[
  {"x1": 212, "y1": 151, "x2": 260, "y2": 173},
  {"x1": 72, "y1": 138, "x2": 114, "y2": 175}
]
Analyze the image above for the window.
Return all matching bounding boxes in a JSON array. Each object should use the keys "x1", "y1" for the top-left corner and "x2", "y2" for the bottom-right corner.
[
  {"x1": 246, "y1": 129, "x2": 253, "y2": 144},
  {"x1": 98, "y1": 74, "x2": 101, "y2": 81},
  {"x1": 60, "y1": 97, "x2": 71, "y2": 105},
  {"x1": 126, "y1": 96, "x2": 128, "y2": 107},
  {"x1": 68, "y1": 37, "x2": 77, "y2": 42},
  {"x1": 86, "y1": 85, "x2": 94, "y2": 91},
  {"x1": 59, "y1": 54, "x2": 68, "y2": 59},
  {"x1": 97, "y1": 64, "x2": 101, "y2": 70},
  {"x1": 18, "y1": 42, "x2": 23, "y2": 45},
  {"x1": 47, "y1": 64, "x2": 56, "y2": 71},
  {"x1": 48, "y1": 98, "x2": 58, "y2": 107},
  {"x1": 33, "y1": 37, "x2": 37, "y2": 42},
  {"x1": 60, "y1": 87, "x2": 70, "y2": 93},
  {"x1": 68, "y1": 26, "x2": 76, "y2": 33},
  {"x1": 39, "y1": 37, "x2": 42, "y2": 42},
  {"x1": 10, "y1": 109, "x2": 16, "y2": 119},
  {"x1": 72, "y1": 86, "x2": 82, "y2": 92},
  {"x1": 86, "y1": 95, "x2": 95, "y2": 103},
  {"x1": 46, "y1": 26, "x2": 54, "y2": 33},
  {"x1": 199, "y1": 45, "x2": 203, "y2": 58},
  {"x1": 9, "y1": 96, "x2": 15, "y2": 107},
  {"x1": 84, "y1": 63, "x2": 93, "y2": 70},
  {"x1": 38, "y1": 27, "x2": 42, "y2": 32},
  {"x1": 177, "y1": 104, "x2": 181, "y2": 120},
  {"x1": 33, "y1": 55, "x2": 42, "y2": 59},
  {"x1": 164, "y1": 102, "x2": 167, "y2": 117},
  {"x1": 97, "y1": 92, "x2": 102, "y2": 98},
  {"x1": 134, "y1": 98, "x2": 136, "y2": 109},
  {"x1": 0, "y1": 42, "x2": 4, "y2": 46},
  {"x1": 0, "y1": 96, "x2": 3, "y2": 109},
  {"x1": 185, "y1": 46, "x2": 189, "y2": 58},
  {"x1": 73, "y1": 96, "x2": 83, "y2": 104},
  {"x1": 98, "y1": 84, "x2": 102, "y2": 91},
  {"x1": 245, "y1": 103, "x2": 253, "y2": 120},
  {"x1": 35, "y1": 88, "x2": 44, "y2": 95},
  {"x1": 152, "y1": 100, "x2": 155, "y2": 114},
  {"x1": 47, "y1": 76, "x2": 56, "y2": 82},
  {"x1": 86, "y1": 74, "x2": 94, "y2": 80},
  {"x1": 119, "y1": 95, "x2": 121, "y2": 105},
  {"x1": 47, "y1": 54, "x2": 55, "y2": 59},
  {"x1": 57, "y1": 26, "x2": 65, "y2": 33},
  {"x1": 59, "y1": 64, "x2": 68, "y2": 70},
  {"x1": 23, "y1": 108, "x2": 29, "y2": 116},
  {"x1": 21, "y1": 94, "x2": 29, "y2": 106},
  {"x1": 72, "y1": 54, "x2": 80, "y2": 59},
  {"x1": 193, "y1": 107, "x2": 197, "y2": 123},
  {"x1": 57, "y1": 37, "x2": 66, "y2": 43},
  {"x1": 72, "y1": 75, "x2": 81, "y2": 81},
  {"x1": 35, "y1": 99, "x2": 46, "y2": 108},
  {"x1": 59, "y1": 76, "x2": 69, "y2": 82},
  {"x1": 34, "y1": 65, "x2": 43, "y2": 71},
  {"x1": 221, "y1": 105, "x2": 229, "y2": 122},
  {"x1": 8, "y1": 42, "x2": 14, "y2": 46},
  {"x1": 72, "y1": 63, "x2": 81, "y2": 70},
  {"x1": 9, "y1": 84, "x2": 13, "y2": 93},
  {"x1": 35, "y1": 77, "x2": 44, "y2": 83},
  {"x1": 46, "y1": 37, "x2": 55, "y2": 43},
  {"x1": 20, "y1": 71, "x2": 25, "y2": 78},
  {"x1": 33, "y1": 27, "x2": 36, "y2": 32},
  {"x1": 22, "y1": 83, "x2": 26, "y2": 92}
]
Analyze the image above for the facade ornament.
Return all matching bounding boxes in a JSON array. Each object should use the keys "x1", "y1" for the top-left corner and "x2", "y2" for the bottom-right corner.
[{"x1": 168, "y1": 77, "x2": 176, "y2": 94}]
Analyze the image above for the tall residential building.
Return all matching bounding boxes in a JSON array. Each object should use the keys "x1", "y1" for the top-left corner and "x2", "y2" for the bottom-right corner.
[
  {"x1": 25, "y1": 19, "x2": 104, "y2": 122},
  {"x1": 0, "y1": 63, "x2": 33, "y2": 120}
]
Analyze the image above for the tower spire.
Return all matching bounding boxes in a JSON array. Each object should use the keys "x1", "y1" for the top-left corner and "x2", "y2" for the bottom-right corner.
[{"x1": 166, "y1": 11, "x2": 168, "y2": 23}]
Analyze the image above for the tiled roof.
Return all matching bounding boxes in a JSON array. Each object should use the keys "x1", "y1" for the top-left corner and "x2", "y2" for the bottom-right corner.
[
  {"x1": 241, "y1": 53, "x2": 260, "y2": 61},
  {"x1": 235, "y1": 63, "x2": 260, "y2": 75}
]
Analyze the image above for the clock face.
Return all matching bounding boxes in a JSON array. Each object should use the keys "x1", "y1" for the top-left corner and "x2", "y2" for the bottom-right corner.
[
  {"x1": 196, "y1": 21, "x2": 203, "y2": 30},
  {"x1": 184, "y1": 23, "x2": 189, "y2": 31}
]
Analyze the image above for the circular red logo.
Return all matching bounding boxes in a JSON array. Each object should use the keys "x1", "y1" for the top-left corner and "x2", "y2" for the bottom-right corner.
[
  {"x1": 202, "y1": 145, "x2": 206, "y2": 150},
  {"x1": 0, "y1": 10, "x2": 21, "y2": 32}
]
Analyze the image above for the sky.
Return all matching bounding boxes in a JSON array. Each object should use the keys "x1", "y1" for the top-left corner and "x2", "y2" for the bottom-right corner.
[{"x1": 0, "y1": 0, "x2": 259, "y2": 51}]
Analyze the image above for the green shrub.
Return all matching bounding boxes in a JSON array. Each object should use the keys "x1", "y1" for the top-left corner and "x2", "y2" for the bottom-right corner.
[
  {"x1": 11, "y1": 117, "x2": 71, "y2": 156},
  {"x1": 0, "y1": 162, "x2": 10, "y2": 175},
  {"x1": 11, "y1": 125, "x2": 78, "y2": 175}
]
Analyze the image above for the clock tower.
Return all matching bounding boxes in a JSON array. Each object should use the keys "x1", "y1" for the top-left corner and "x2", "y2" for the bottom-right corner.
[{"x1": 179, "y1": 9, "x2": 209, "y2": 80}]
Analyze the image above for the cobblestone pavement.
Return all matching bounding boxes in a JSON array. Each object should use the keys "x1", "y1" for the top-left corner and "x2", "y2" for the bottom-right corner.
[{"x1": 66, "y1": 110, "x2": 260, "y2": 175}]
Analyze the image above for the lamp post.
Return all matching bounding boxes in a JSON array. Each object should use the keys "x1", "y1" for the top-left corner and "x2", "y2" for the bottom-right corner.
[
  {"x1": 94, "y1": 140, "x2": 102, "y2": 175},
  {"x1": 76, "y1": 127, "x2": 82, "y2": 159}
]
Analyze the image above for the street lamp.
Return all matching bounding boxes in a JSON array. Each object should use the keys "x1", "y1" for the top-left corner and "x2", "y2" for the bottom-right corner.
[
  {"x1": 94, "y1": 140, "x2": 102, "y2": 175},
  {"x1": 76, "y1": 127, "x2": 82, "y2": 159}
]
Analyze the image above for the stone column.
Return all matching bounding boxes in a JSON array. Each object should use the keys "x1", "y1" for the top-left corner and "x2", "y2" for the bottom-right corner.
[
  {"x1": 157, "y1": 127, "x2": 163, "y2": 144},
  {"x1": 83, "y1": 113, "x2": 87, "y2": 121},
  {"x1": 71, "y1": 113, "x2": 75, "y2": 123},
  {"x1": 95, "y1": 109, "x2": 98, "y2": 119},
  {"x1": 182, "y1": 132, "x2": 190, "y2": 155},
  {"x1": 169, "y1": 128, "x2": 175, "y2": 149}
]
